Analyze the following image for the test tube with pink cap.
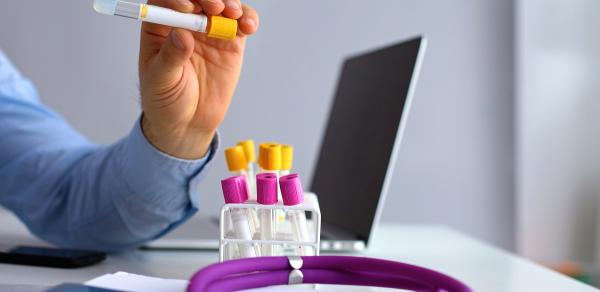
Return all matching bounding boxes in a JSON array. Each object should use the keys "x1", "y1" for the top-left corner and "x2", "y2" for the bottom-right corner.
[
  {"x1": 256, "y1": 173, "x2": 279, "y2": 256},
  {"x1": 280, "y1": 173, "x2": 314, "y2": 256},
  {"x1": 221, "y1": 175, "x2": 256, "y2": 258}
]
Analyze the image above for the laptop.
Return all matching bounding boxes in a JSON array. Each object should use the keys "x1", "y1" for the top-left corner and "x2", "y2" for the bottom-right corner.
[{"x1": 145, "y1": 36, "x2": 427, "y2": 252}]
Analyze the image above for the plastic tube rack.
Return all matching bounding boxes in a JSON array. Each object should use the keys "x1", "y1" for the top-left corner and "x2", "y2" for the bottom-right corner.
[{"x1": 219, "y1": 193, "x2": 321, "y2": 262}]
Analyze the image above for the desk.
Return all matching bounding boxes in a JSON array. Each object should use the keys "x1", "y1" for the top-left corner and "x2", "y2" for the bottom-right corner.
[{"x1": 0, "y1": 210, "x2": 597, "y2": 292}]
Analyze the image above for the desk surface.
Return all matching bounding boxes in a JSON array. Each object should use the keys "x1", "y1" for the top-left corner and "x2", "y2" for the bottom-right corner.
[{"x1": 0, "y1": 211, "x2": 596, "y2": 292}]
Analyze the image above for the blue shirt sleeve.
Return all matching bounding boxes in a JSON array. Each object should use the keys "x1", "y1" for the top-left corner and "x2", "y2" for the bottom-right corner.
[{"x1": 0, "y1": 50, "x2": 217, "y2": 252}]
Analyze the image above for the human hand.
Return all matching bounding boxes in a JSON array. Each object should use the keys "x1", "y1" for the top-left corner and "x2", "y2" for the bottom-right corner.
[{"x1": 139, "y1": 0, "x2": 259, "y2": 159}]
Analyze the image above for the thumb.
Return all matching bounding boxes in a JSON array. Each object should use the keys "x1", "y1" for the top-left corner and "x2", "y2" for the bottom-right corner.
[{"x1": 155, "y1": 29, "x2": 194, "y2": 72}]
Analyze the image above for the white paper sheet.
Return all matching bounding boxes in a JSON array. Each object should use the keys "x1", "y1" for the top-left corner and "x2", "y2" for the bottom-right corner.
[
  {"x1": 85, "y1": 272, "x2": 188, "y2": 292},
  {"x1": 85, "y1": 272, "x2": 397, "y2": 292}
]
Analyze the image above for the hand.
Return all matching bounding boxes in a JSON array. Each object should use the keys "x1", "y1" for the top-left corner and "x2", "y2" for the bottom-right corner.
[{"x1": 139, "y1": 0, "x2": 259, "y2": 159}]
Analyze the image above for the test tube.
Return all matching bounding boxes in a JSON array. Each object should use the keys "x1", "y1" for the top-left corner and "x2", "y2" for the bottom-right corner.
[
  {"x1": 260, "y1": 144, "x2": 282, "y2": 198},
  {"x1": 237, "y1": 140, "x2": 257, "y2": 195},
  {"x1": 280, "y1": 145, "x2": 294, "y2": 177},
  {"x1": 280, "y1": 174, "x2": 314, "y2": 256},
  {"x1": 259, "y1": 143, "x2": 285, "y2": 223},
  {"x1": 225, "y1": 146, "x2": 261, "y2": 236},
  {"x1": 258, "y1": 143, "x2": 277, "y2": 173},
  {"x1": 256, "y1": 173, "x2": 279, "y2": 256},
  {"x1": 221, "y1": 176, "x2": 256, "y2": 258},
  {"x1": 93, "y1": 0, "x2": 237, "y2": 40},
  {"x1": 224, "y1": 146, "x2": 254, "y2": 200}
]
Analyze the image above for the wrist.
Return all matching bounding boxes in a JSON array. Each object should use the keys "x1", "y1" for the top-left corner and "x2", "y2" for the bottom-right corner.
[{"x1": 141, "y1": 115, "x2": 215, "y2": 160}]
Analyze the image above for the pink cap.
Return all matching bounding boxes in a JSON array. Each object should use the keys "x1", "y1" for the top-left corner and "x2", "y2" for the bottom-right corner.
[
  {"x1": 256, "y1": 173, "x2": 278, "y2": 205},
  {"x1": 279, "y1": 173, "x2": 304, "y2": 206},
  {"x1": 221, "y1": 175, "x2": 249, "y2": 204}
]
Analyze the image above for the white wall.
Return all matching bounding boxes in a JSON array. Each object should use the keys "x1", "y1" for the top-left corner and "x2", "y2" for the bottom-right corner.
[
  {"x1": 0, "y1": 0, "x2": 516, "y2": 249},
  {"x1": 517, "y1": 0, "x2": 600, "y2": 263}
]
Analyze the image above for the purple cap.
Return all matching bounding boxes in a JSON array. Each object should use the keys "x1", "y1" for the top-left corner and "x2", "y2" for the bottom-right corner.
[
  {"x1": 256, "y1": 173, "x2": 278, "y2": 205},
  {"x1": 279, "y1": 173, "x2": 304, "y2": 206},
  {"x1": 221, "y1": 175, "x2": 249, "y2": 204}
]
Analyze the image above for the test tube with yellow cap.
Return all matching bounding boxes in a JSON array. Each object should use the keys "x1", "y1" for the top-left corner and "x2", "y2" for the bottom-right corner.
[
  {"x1": 257, "y1": 143, "x2": 270, "y2": 173},
  {"x1": 93, "y1": 0, "x2": 238, "y2": 40},
  {"x1": 258, "y1": 143, "x2": 283, "y2": 202},
  {"x1": 258, "y1": 142, "x2": 291, "y2": 222},
  {"x1": 224, "y1": 145, "x2": 260, "y2": 237},
  {"x1": 280, "y1": 145, "x2": 294, "y2": 177},
  {"x1": 237, "y1": 140, "x2": 257, "y2": 194},
  {"x1": 258, "y1": 143, "x2": 281, "y2": 174}
]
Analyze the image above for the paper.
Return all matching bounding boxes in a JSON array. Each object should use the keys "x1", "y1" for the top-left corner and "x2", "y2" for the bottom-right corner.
[
  {"x1": 85, "y1": 272, "x2": 188, "y2": 292},
  {"x1": 85, "y1": 272, "x2": 398, "y2": 292}
]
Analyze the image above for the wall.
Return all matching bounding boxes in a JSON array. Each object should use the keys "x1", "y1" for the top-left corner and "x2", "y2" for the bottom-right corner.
[
  {"x1": 0, "y1": 0, "x2": 516, "y2": 249},
  {"x1": 517, "y1": 0, "x2": 600, "y2": 264}
]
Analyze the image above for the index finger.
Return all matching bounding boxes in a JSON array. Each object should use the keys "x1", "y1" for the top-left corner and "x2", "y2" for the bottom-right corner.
[
  {"x1": 199, "y1": 0, "x2": 226, "y2": 16},
  {"x1": 222, "y1": 0, "x2": 243, "y2": 20},
  {"x1": 238, "y1": 4, "x2": 259, "y2": 36}
]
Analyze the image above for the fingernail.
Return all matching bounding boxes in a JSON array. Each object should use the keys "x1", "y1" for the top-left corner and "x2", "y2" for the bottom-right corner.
[
  {"x1": 226, "y1": 0, "x2": 240, "y2": 10},
  {"x1": 178, "y1": 0, "x2": 192, "y2": 7},
  {"x1": 171, "y1": 31, "x2": 184, "y2": 50}
]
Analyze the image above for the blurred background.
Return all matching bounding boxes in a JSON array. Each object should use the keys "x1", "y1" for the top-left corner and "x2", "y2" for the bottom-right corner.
[{"x1": 0, "y1": 0, "x2": 599, "y2": 286}]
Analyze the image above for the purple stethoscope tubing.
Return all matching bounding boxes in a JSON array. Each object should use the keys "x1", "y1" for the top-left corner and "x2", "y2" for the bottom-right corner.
[
  {"x1": 187, "y1": 256, "x2": 472, "y2": 292},
  {"x1": 206, "y1": 269, "x2": 437, "y2": 291}
]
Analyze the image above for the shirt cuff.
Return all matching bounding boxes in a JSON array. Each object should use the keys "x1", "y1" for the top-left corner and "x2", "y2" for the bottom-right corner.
[{"x1": 116, "y1": 117, "x2": 219, "y2": 210}]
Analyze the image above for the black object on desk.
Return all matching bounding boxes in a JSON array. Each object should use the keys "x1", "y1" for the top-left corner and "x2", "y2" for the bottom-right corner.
[{"x1": 0, "y1": 244, "x2": 106, "y2": 268}]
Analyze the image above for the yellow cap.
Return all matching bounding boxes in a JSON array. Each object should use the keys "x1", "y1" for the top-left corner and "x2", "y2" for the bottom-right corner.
[
  {"x1": 258, "y1": 142, "x2": 275, "y2": 169},
  {"x1": 207, "y1": 16, "x2": 238, "y2": 40},
  {"x1": 237, "y1": 140, "x2": 256, "y2": 163},
  {"x1": 224, "y1": 146, "x2": 247, "y2": 172},
  {"x1": 281, "y1": 145, "x2": 293, "y2": 170},
  {"x1": 264, "y1": 144, "x2": 282, "y2": 171}
]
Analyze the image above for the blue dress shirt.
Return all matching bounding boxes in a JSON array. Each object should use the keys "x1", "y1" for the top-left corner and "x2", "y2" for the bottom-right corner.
[{"x1": 0, "y1": 51, "x2": 217, "y2": 252}]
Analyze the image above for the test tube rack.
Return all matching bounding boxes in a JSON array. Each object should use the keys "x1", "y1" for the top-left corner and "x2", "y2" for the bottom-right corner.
[{"x1": 219, "y1": 193, "x2": 321, "y2": 262}]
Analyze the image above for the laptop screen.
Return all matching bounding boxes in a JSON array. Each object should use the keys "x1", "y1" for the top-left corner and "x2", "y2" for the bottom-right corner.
[{"x1": 310, "y1": 37, "x2": 424, "y2": 243}]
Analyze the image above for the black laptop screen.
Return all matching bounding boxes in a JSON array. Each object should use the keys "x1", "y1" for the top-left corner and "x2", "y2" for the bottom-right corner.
[{"x1": 310, "y1": 38, "x2": 422, "y2": 243}]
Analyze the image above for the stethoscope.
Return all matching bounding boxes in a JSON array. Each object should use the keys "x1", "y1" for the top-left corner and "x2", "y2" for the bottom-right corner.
[{"x1": 187, "y1": 256, "x2": 472, "y2": 292}]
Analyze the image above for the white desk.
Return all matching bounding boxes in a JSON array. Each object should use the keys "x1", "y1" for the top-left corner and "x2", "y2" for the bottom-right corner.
[{"x1": 0, "y1": 211, "x2": 597, "y2": 292}]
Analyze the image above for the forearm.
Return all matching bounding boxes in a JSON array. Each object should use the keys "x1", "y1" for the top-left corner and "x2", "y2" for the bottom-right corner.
[
  {"x1": 1, "y1": 119, "x2": 217, "y2": 252},
  {"x1": 0, "y1": 51, "x2": 219, "y2": 252}
]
